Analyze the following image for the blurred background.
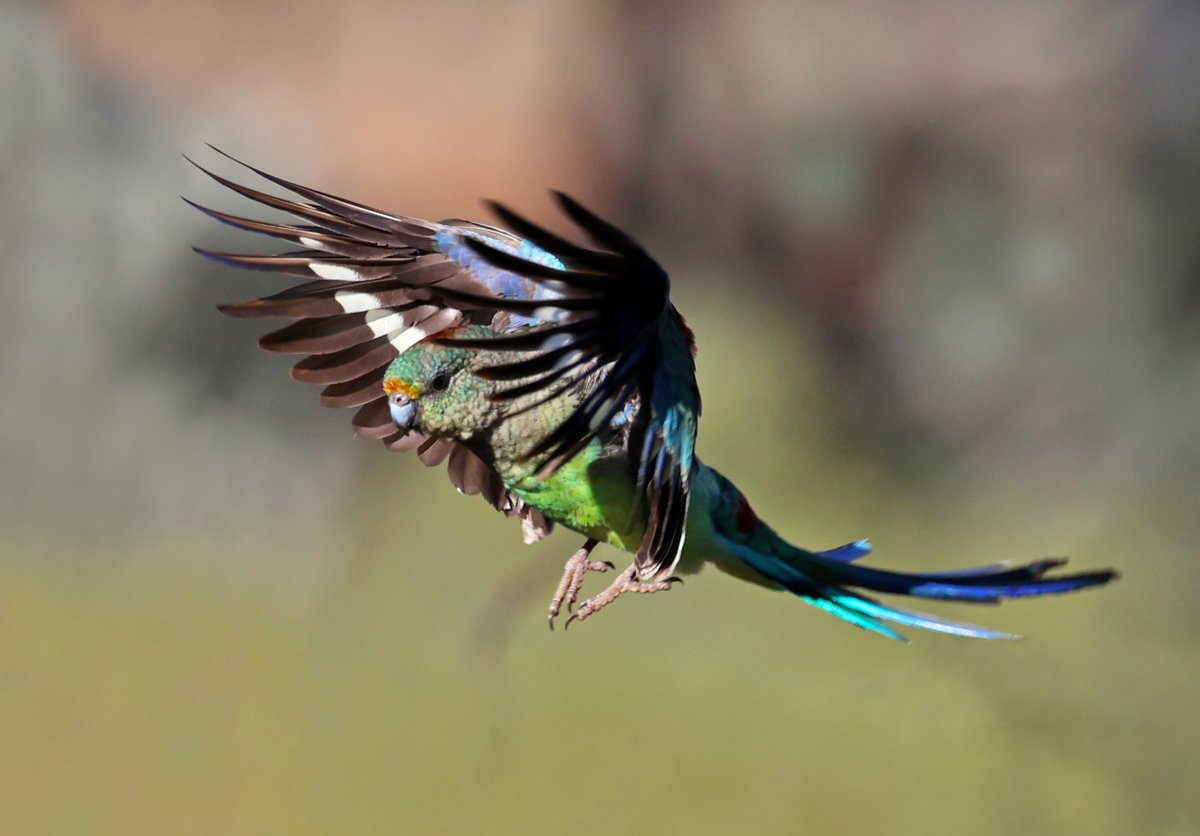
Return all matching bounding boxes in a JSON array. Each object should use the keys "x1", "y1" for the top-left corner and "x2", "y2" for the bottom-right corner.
[{"x1": 2, "y1": 0, "x2": 1197, "y2": 832}]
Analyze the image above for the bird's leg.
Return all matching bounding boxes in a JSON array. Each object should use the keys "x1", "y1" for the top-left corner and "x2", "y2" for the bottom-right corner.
[
  {"x1": 548, "y1": 538, "x2": 612, "y2": 630},
  {"x1": 565, "y1": 563, "x2": 680, "y2": 628}
]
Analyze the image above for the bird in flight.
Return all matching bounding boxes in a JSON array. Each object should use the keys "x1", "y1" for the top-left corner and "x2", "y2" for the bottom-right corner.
[{"x1": 191, "y1": 148, "x2": 1117, "y2": 639}]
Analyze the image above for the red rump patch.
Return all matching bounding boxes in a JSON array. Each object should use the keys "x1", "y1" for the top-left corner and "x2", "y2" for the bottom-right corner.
[
  {"x1": 671, "y1": 307, "x2": 697, "y2": 357},
  {"x1": 735, "y1": 496, "x2": 759, "y2": 534}
]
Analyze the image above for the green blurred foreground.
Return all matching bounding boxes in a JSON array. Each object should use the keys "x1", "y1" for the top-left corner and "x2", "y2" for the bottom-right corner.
[{"x1": 2, "y1": 298, "x2": 1195, "y2": 835}]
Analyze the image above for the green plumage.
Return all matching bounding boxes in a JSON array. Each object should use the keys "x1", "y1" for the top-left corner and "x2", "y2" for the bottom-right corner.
[
  {"x1": 384, "y1": 328, "x2": 1117, "y2": 639},
  {"x1": 385, "y1": 328, "x2": 643, "y2": 551},
  {"x1": 194, "y1": 150, "x2": 1116, "y2": 638}
]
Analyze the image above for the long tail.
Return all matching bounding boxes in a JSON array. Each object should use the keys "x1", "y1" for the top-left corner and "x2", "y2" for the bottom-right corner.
[{"x1": 705, "y1": 469, "x2": 1118, "y2": 641}]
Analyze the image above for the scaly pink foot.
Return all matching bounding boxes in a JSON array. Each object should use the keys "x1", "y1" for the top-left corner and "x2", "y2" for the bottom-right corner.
[
  {"x1": 565, "y1": 564, "x2": 681, "y2": 628},
  {"x1": 548, "y1": 539, "x2": 613, "y2": 630}
]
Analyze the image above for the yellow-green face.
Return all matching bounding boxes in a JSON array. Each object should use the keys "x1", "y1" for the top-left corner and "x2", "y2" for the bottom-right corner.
[{"x1": 382, "y1": 340, "x2": 485, "y2": 438}]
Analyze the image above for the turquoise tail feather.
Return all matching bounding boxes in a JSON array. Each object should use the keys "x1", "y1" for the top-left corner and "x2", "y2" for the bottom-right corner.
[
  {"x1": 748, "y1": 542, "x2": 1113, "y2": 638},
  {"x1": 749, "y1": 538, "x2": 1113, "y2": 641},
  {"x1": 707, "y1": 470, "x2": 1118, "y2": 641}
]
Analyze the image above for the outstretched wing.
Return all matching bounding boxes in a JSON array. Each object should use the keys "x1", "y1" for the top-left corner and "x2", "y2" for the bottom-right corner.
[
  {"x1": 189, "y1": 149, "x2": 557, "y2": 540},
  {"x1": 437, "y1": 194, "x2": 701, "y2": 581}
]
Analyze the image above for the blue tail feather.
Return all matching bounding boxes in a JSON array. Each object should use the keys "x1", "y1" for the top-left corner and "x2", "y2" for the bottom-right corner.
[
  {"x1": 705, "y1": 468, "x2": 1117, "y2": 639},
  {"x1": 814, "y1": 539, "x2": 873, "y2": 563},
  {"x1": 803, "y1": 547, "x2": 1116, "y2": 603},
  {"x1": 726, "y1": 531, "x2": 1116, "y2": 640}
]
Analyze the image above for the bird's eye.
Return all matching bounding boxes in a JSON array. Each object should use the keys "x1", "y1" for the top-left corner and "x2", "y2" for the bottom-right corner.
[{"x1": 430, "y1": 371, "x2": 450, "y2": 392}]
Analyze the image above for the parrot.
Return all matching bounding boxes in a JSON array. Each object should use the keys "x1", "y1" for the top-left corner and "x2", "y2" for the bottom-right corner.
[{"x1": 190, "y1": 148, "x2": 1117, "y2": 638}]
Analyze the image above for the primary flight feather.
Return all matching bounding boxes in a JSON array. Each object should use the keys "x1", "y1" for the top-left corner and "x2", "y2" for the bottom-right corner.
[{"x1": 191, "y1": 149, "x2": 1116, "y2": 637}]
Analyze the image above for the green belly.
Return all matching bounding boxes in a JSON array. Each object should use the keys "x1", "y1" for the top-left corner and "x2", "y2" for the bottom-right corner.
[{"x1": 505, "y1": 439, "x2": 643, "y2": 552}]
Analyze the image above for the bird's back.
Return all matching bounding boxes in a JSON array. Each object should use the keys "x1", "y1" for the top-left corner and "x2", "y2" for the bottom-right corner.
[{"x1": 456, "y1": 343, "x2": 647, "y2": 551}]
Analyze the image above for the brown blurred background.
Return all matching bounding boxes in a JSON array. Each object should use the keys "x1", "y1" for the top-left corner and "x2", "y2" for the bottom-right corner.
[{"x1": 2, "y1": 1, "x2": 1197, "y2": 833}]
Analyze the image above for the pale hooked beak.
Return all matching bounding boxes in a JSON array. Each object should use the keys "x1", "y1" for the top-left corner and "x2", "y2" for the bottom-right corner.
[{"x1": 388, "y1": 392, "x2": 417, "y2": 431}]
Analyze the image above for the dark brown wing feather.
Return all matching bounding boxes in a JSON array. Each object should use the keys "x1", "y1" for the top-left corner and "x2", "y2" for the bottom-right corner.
[
  {"x1": 433, "y1": 194, "x2": 698, "y2": 580},
  {"x1": 191, "y1": 150, "x2": 555, "y2": 539}
]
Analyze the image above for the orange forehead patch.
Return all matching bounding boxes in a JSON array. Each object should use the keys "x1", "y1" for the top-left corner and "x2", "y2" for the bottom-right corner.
[{"x1": 383, "y1": 378, "x2": 419, "y2": 399}]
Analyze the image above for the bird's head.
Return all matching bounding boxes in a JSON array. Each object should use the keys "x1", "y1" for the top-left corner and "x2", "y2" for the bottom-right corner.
[{"x1": 382, "y1": 329, "x2": 495, "y2": 439}]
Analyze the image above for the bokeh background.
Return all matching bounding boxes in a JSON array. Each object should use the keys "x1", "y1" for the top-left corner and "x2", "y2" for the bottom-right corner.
[{"x1": 2, "y1": 1, "x2": 1198, "y2": 833}]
